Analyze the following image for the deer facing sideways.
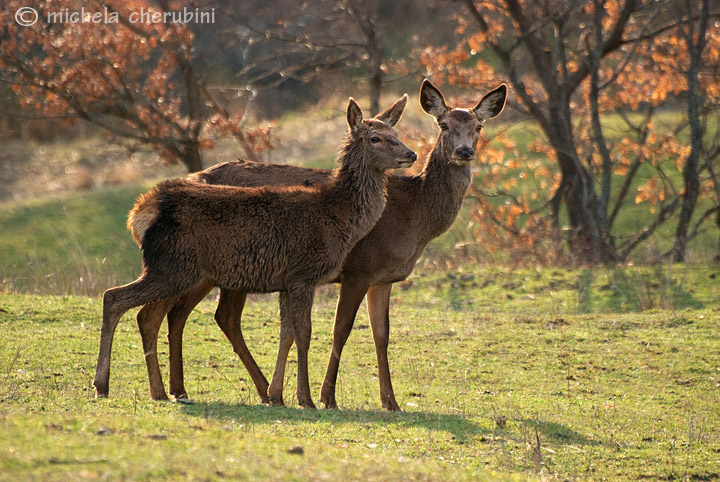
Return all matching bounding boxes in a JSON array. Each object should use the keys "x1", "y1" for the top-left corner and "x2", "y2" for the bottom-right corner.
[
  {"x1": 153, "y1": 80, "x2": 507, "y2": 410},
  {"x1": 92, "y1": 95, "x2": 417, "y2": 409}
]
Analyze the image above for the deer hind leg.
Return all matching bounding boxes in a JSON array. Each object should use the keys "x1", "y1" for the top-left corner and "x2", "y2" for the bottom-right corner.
[
  {"x1": 93, "y1": 274, "x2": 179, "y2": 399},
  {"x1": 214, "y1": 288, "x2": 270, "y2": 404},
  {"x1": 366, "y1": 283, "x2": 400, "y2": 411},
  {"x1": 167, "y1": 280, "x2": 215, "y2": 401},
  {"x1": 137, "y1": 297, "x2": 178, "y2": 401},
  {"x1": 320, "y1": 279, "x2": 369, "y2": 409}
]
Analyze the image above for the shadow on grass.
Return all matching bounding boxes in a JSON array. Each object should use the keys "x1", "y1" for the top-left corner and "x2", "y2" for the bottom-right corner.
[
  {"x1": 180, "y1": 402, "x2": 600, "y2": 447},
  {"x1": 518, "y1": 418, "x2": 598, "y2": 446},
  {"x1": 179, "y1": 401, "x2": 486, "y2": 442},
  {"x1": 575, "y1": 266, "x2": 704, "y2": 313}
]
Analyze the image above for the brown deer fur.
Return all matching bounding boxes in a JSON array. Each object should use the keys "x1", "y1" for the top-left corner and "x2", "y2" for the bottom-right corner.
[
  {"x1": 92, "y1": 95, "x2": 416, "y2": 408},
  {"x1": 154, "y1": 80, "x2": 507, "y2": 410}
]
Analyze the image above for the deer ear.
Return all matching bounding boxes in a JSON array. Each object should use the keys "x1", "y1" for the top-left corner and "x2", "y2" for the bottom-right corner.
[
  {"x1": 420, "y1": 79, "x2": 447, "y2": 118},
  {"x1": 474, "y1": 84, "x2": 507, "y2": 121},
  {"x1": 375, "y1": 94, "x2": 407, "y2": 127},
  {"x1": 347, "y1": 98, "x2": 364, "y2": 133}
]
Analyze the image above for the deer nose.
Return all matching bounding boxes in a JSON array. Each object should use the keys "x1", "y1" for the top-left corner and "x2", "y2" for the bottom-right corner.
[
  {"x1": 455, "y1": 146, "x2": 474, "y2": 159},
  {"x1": 405, "y1": 151, "x2": 417, "y2": 162}
]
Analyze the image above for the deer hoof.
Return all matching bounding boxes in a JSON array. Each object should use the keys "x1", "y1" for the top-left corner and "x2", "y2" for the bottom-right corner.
[
  {"x1": 93, "y1": 382, "x2": 109, "y2": 399},
  {"x1": 320, "y1": 383, "x2": 337, "y2": 409},
  {"x1": 383, "y1": 396, "x2": 401, "y2": 412},
  {"x1": 299, "y1": 399, "x2": 316, "y2": 410},
  {"x1": 321, "y1": 397, "x2": 338, "y2": 409},
  {"x1": 173, "y1": 395, "x2": 194, "y2": 404}
]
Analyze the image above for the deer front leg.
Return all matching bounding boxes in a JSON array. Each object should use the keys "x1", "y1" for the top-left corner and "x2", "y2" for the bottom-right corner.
[
  {"x1": 137, "y1": 297, "x2": 178, "y2": 401},
  {"x1": 366, "y1": 283, "x2": 400, "y2": 411},
  {"x1": 320, "y1": 279, "x2": 369, "y2": 409},
  {"x1": 273, "y1": 285, "x2": 316, "y2": 409},
  {"x1": 267, "y1": 295, "x2": 295, "y2": 406},
  {"x1": 167, "y1": 280, "x2": 215, "y2": 401},
  {"x1": 214, "y1": 288, "x2": 270, "y2": 403}
]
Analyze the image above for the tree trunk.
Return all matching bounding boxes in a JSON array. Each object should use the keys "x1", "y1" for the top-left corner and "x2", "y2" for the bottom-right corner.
[
  {"x1": 554, "y1": 150, "x2": 617, "y2": 265},
  {"x1": 180, "y1": 144, "x2": 204, "y2": 173},
  {"x1": 672, "y1": 0, "x2": 708, "y2": 262},
  {"x1": 179, "y1": 51, "x2": 204, "y2": 173},
  {"x1": 715, "y1": 210, "x2": 720, "y2": 263},
  {"x1": 673, "y1": 151, "x2": 700, "y2": 262},
  {"x1": 366, "y1": 26, "x2": 382, "y2": 116},
  {"x1": 356, "y1": 1, "x2": 382, "y2": 116},
  {"x1": 544, "y1": 96, "x2": 617, "y2": 265},
  {"x1": 368, "y1": 59, "x2": 382, "y2": 117},
  {"x1": 706, "y1": 154, "x2": 720, "y2": 262}
]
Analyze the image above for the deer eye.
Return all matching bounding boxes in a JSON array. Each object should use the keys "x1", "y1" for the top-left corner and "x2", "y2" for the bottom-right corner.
[
  {"x1": 370, "y1": 136, "x2": 381, "y2": 143},
  {"x1": 476, "y1": 125, "x2": 482, "y2": 132},
  {"x1": 439, "y1": 123, "x2": 449, "y2": 131}
]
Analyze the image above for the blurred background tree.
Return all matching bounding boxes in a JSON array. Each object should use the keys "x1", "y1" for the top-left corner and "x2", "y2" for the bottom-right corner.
[
  {"x1": 0, "y1": 0, "x2": 272, "y2": 172},
  {"x1": 420, "y1": 0, "x2": 720, "y2": 264},
  {"x1": 1, "y1": 0, "x2": 719, "y2": 265}
]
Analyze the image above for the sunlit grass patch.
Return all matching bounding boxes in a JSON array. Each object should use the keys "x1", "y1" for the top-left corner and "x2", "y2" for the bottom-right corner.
[{"x1": 1, "y1": 275, "x2": 718, "y2": 481}]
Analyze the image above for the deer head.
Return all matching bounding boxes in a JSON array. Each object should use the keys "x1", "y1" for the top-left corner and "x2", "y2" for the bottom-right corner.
[
  {"x1": 420, "y1": 79, "x2": 507, "y2": 167},
  {"x1": 347, "y1": 95, "x2": 418, "y2": 171}
]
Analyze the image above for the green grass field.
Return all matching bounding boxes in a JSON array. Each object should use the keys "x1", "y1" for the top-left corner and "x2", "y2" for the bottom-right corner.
[
  {"x1": 0, "y1": 184, "x2": 150, "y2": 295},
  {"x1": 1, "y1": 264, "x2": 719, "y2": 481},
  {"x1": 1, "y1": 106, "x2": 720, "y2": 480},
  {"x1": 2, "y1": 171, "x2": 717, "y2": 297}
]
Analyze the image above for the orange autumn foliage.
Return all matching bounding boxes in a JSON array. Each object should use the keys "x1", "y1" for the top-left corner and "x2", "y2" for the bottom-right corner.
[
  {"x1": 414, "y1": 0, "x2": 720, "y2": 263},
  {"x1": 0, "y1": 0, "x2": 272, "y2": 171}
]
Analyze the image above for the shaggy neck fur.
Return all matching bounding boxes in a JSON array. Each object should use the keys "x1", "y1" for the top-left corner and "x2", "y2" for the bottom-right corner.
[
  {"x1": 417, "y1": 133, "x2": 474, "y2": 238},
  {"x1": 331, "y1": 134, "x2": 388, "y2": 244}
]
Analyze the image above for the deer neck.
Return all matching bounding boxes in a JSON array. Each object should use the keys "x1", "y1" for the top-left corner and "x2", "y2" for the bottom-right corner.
[
  {"x1": 333, "y1": 138, "x2": 388, "y2": 243},
  {"x1": 417, "y1": 140, "x2": 473, "y2": 237}
]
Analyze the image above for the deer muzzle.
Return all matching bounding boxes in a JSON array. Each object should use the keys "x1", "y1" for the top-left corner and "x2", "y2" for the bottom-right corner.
[
  {"x1": 398, "y1": 150, "x2": 417, "y2": 168},
  {"x1": 451, "y1": 145, "x2": 474, "y2": 166}
]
